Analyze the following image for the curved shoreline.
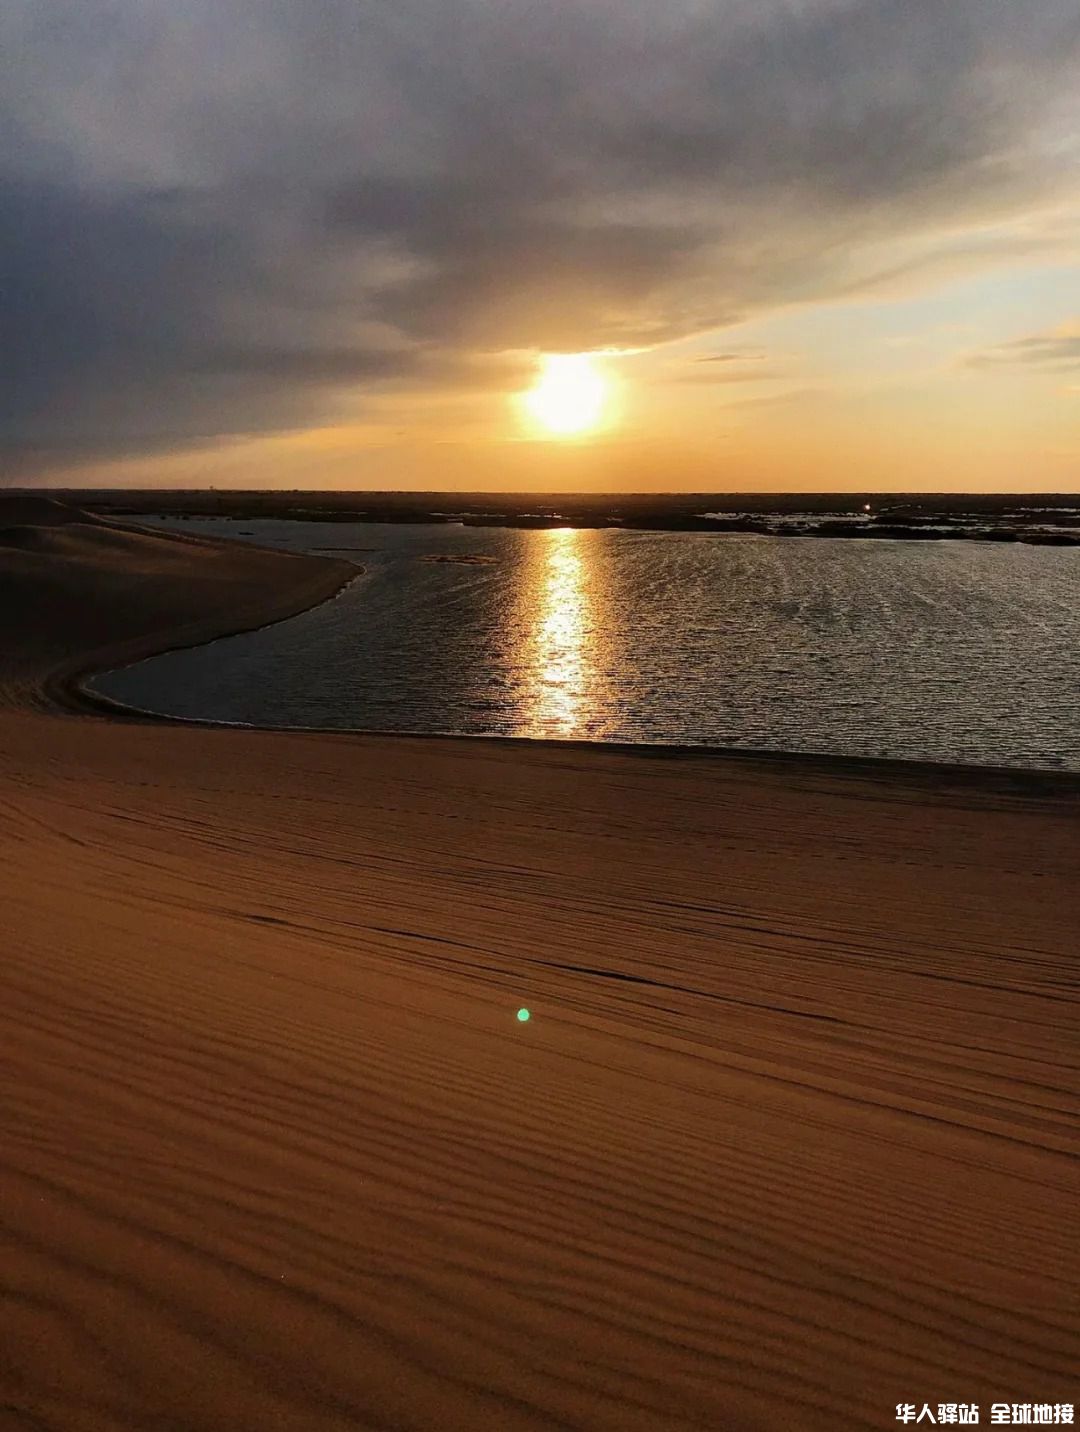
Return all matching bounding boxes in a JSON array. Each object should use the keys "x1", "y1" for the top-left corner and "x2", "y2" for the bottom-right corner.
[
  {"x1": 11, "y1": 513, "x2": 1074, "y2": 797},
  {"x1": 57, "y1": 563, "x2": 362, "y2": 723},
  {"x1": 33, "y1": 537, "x2": 359, "y2": 721},
  {"x1": 68, "y1": 640, "x2": 1080, "y2": 804}
]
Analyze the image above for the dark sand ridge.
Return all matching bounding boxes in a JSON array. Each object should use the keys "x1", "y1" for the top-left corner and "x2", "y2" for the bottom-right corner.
[
  {"x1": 0, "y1": 495, "x2": 355, "y2": 710},
  {"x1": 0, "y1": 499, "x2": 1077, "y2": 1430}
]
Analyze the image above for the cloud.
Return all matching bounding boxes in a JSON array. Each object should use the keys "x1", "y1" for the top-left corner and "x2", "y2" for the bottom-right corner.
[
  {"x1": 696, "y1": 351, "x2": 769, "y2": 364},
  {"x1": 965, "y1": 323, "x2": 1080, "y2": 371},
  {"x1": 2, "y1": 0, "x2": 1078, "y2": 466},
  {"x1": 675, "y1": 371, "x2": 788, "y2": 387},
  {"x1": 727, "y1": 386, "x2": 828, "y2": 410},
  {"x1": 672, "y1": 352, "x2": 786, "y2": 385}
]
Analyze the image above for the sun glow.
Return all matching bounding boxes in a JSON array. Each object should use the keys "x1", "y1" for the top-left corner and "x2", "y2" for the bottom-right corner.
[{"x1": 521, "y1": 353, "x2": 610, "y2": 438}]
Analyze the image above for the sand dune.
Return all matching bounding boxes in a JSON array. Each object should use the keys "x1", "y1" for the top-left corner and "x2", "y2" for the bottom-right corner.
[
  {"x1": 0, "y1": 496, "x2": 354, "y2": 711},
  {"x1": 0, "y1": 504, "x2": 1077, "y2": 1430}
]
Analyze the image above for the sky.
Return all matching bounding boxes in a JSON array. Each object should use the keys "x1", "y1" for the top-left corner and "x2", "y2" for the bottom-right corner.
[{"x1": 2, "y1": 0, "x2": 1079, "y2": 492}]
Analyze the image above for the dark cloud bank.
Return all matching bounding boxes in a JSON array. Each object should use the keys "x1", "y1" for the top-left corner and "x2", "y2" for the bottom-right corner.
[{"x1": 1, "y1": 0, "x2": 1077, "y2": 468}]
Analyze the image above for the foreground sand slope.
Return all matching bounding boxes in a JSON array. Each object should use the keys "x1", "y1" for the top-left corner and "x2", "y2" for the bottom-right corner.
[{"x1": 0, "y1": 508, "x2": 1077, "y2": 1431}]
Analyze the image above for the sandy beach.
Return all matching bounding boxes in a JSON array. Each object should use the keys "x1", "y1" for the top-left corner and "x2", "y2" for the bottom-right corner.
[{"x1": 1, "y1": 500, "x2": 1077, "y2": 1431}]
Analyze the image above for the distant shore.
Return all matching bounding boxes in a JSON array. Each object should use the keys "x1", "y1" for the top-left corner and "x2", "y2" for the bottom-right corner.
[{"x1": 16, "y1": 485, "x2": 1080, "y2": 543}]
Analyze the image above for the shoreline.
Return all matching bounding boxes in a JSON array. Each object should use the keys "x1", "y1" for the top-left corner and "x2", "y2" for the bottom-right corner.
[
  {"x1": 35, "y1": 484, "x2": 1080, "y2": 545},
  {"x1": 65, "y1": 675, "x2": 1080, "y2": 801},
  {"x1": 0, "y1": 503, "x2": 358, "y2": 716},
  {"x1": 51, "y1": 526, "x2": 1078, "y2": 801},
  {"x1": 26, "y1": 504, "x2": 1079, "y2": 804},
  {"x1": 56, "y1": 562, "x2": 363, "y2": 723}
]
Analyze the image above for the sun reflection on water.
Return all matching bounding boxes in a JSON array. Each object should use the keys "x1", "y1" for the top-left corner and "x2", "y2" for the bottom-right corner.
[{"x1": 522, "y1": 527, "x2": 593, "y2": 738}]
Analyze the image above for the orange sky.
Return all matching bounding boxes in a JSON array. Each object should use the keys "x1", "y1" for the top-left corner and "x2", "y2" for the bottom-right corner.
[{"x1": 6, "y1": 1, "x2": 1080, "y2": 492}]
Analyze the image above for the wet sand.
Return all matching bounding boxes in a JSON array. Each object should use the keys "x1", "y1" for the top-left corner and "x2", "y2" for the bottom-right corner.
[{"x1": 1, "y1": 499, "x2": 1077, "y2": 1430}]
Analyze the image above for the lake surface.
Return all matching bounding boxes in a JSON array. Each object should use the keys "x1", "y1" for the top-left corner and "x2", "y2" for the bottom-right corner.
[{"x1": 90, "y1": 517, "x2": 1080, "y2": 770}]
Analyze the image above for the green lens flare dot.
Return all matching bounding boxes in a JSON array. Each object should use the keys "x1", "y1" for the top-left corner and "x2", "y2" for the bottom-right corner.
[{"x1": 516, "y1": 1008, "x2": 531, "y2": 1022}]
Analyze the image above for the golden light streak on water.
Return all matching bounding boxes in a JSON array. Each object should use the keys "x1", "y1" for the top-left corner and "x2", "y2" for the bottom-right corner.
[{"x1": 522, "y1": 527, "x2": 593, "y2": 738}]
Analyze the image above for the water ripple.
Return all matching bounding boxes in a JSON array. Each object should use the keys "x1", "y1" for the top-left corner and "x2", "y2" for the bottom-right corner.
[{"x1": 91, "y1": 518, "x2": 1080, "y2": 771}]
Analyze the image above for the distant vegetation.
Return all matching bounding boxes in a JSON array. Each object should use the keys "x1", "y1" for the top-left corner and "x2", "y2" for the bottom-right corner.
[{"x1": 27, "y1": 489, "x2": 1080, "y2": 544}]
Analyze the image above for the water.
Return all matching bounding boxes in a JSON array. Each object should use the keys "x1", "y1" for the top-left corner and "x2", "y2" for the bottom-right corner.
[{"x1": 90, "y1": 517, "x2": 1080, "y2": 770}]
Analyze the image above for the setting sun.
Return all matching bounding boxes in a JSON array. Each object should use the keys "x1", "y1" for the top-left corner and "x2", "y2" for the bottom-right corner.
[{"x1": 521, "y1": 354, "x2": 610, "y2": 438}]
